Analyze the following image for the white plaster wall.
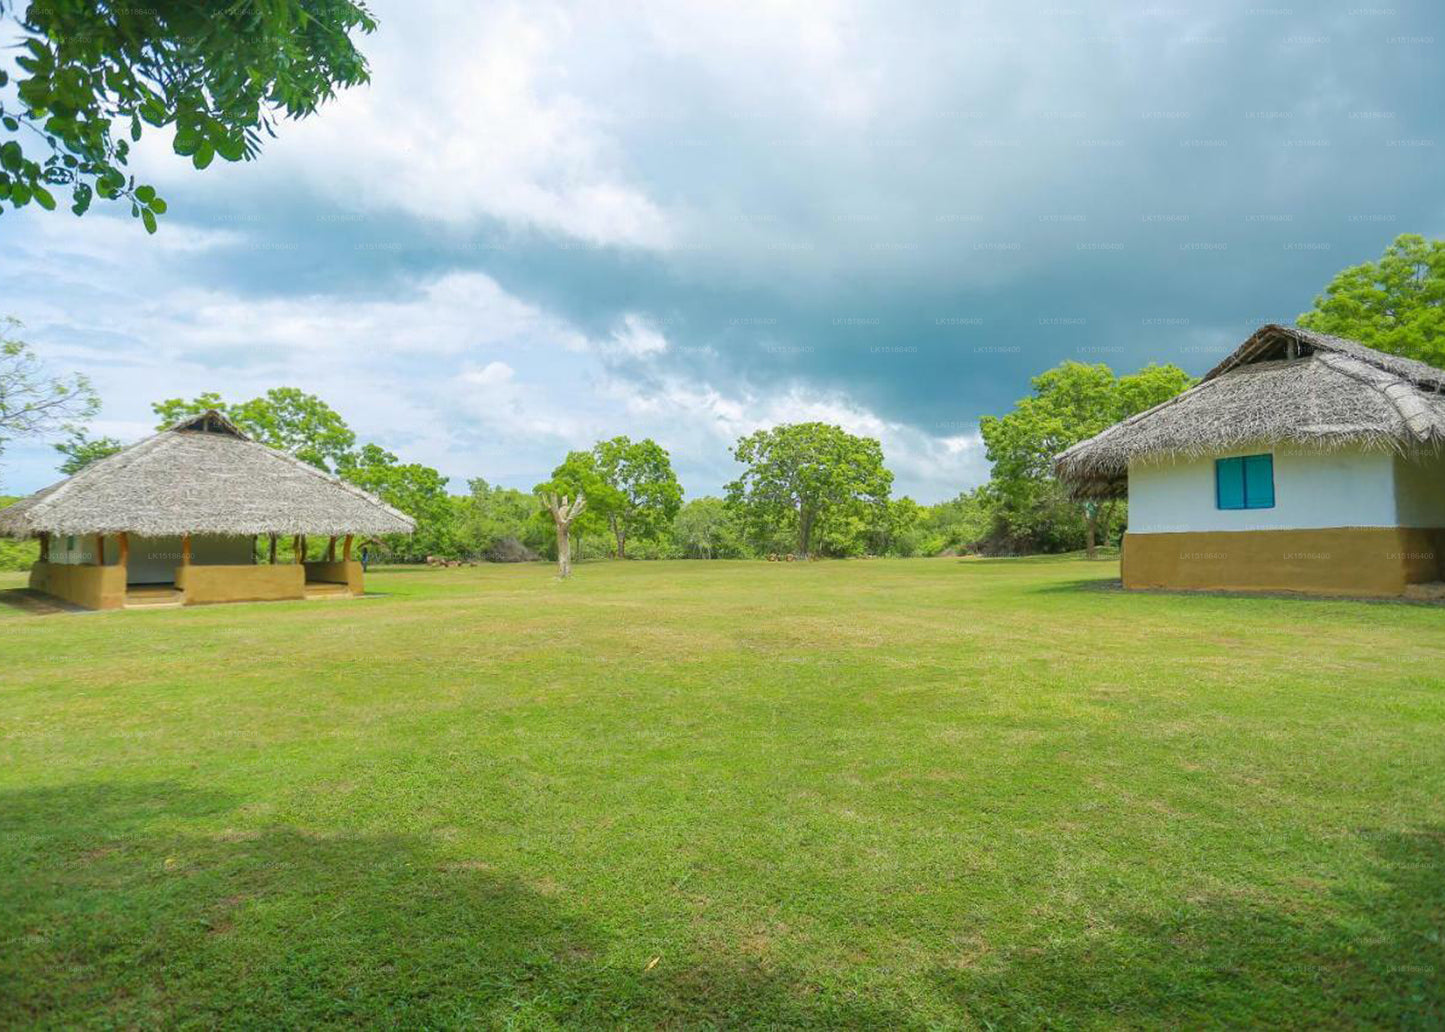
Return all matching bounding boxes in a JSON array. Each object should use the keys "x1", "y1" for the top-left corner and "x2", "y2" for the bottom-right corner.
[
  {"x1": 1394, "y1": 451, "x2": 1445, "y2": 527},
  {"x1": 1127, "y1": 447, "x2": 1399, "y2": 533}
]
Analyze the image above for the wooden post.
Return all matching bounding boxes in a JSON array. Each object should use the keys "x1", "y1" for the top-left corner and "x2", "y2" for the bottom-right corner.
[
  {"x1": 94, "y1": 533, "x2": 105, "y2": 566},
  {"x1": 293, "y1": 535, "x2": 303, "y2": 564},
  {"x1": 117, "y1": 532, "x2": 129, "y2": 573},
  {"x1": 343, "y1": 534, "x2": 353, "y2": 562},
  {"x1": 181, "y1": 534, "x2": 191, "y2": 567},
  {"x1": 269, "y1": 534, "x2": 278, "y2": 564},
  {"x1": 38, "y1": 533, "x2": 49, "y2": 563},
  {"x1": 326, "y1": 536, "x2": 337, "y2": 562}
]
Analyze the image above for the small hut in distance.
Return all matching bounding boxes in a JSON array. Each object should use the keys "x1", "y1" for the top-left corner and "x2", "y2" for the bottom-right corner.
[
  {"x1": 1056, "y1": 325, "x2": 1445, "y2": 598},
  {"x1": 0, "y1": 411, "x2": 414, "y2": 610}
]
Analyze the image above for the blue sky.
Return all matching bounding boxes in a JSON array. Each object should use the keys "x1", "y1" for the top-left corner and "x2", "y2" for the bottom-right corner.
[{"x1": 2, "y1": 0, "x2": 1442, "y2": 500}]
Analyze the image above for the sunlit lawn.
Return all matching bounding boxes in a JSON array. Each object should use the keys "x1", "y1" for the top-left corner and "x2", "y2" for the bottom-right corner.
[{"x1": 1, "y1": 557, "x2": 1441, "y2": 1028}]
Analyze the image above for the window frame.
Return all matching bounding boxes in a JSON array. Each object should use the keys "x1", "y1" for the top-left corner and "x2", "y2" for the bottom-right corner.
[{"x1": 1214, "y1": 453, "x2": 1275, "y2": 511}]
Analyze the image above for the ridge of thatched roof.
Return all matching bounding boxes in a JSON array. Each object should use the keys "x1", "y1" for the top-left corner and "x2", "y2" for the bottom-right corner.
[
  {"x1": 1054, "y1": 324, "x2": 1445, "y2": 499},
  {"x1": 0, "y1": 411, "x2": 416, "y2": 538}
]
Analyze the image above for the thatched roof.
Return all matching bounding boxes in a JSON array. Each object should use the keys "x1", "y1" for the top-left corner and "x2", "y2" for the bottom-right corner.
[
  {"x1": 1055, "y1": 324, "x2": 1445, "y2": 499},
  {"x1": 0, "y1": 411, "x2": 416, "y2": 538}
]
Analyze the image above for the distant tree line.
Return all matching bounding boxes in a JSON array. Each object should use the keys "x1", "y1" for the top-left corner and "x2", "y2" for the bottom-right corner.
[{"x1": 2, "y1": 234, "x2": 1440, "y2": 567}]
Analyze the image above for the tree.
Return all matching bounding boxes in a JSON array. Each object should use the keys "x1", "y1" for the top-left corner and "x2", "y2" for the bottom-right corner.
[
  {"x1": 0, "y1": 317, "x2": 98, "y2": 460},
  {"x1": 538, "y1": 492, "x2": 586, "y2": 579},
  {"x1": 228, "y1": 388, "x2": 356, "y2": 472},
  {"x1": 593, "y1": 436, "x2": 683, "y2": 558},
  {"x1": 726, "y1": 423, "x2": 893, "y2": 557},
  {"x1": 339, "y1": 444, "x2": 452, "y2": 560},
  {"x1": 542, "y1": 450, "x2": 620, "y2": 561},
  {"x1": 874, "y1": 496, "x2": 925, "y2": 556},
  {"x1": 980, "y1": 361, "x2": 1195, "y2": 557},
  {"x1": 925, "y1": 487, "x2": 996, "y2": 555},
  {"x1": 54, "y1": 428, "x2": 121, "y2": 474},
  {"x1": 460, "y1": 477, "x2": 548, "y2": 560},
  {"x1": 673, "y1": 497, "x2": 744, "y2": 559},
  {"x1": 151, "y1": 392, "x2": 227, "y2": 427},
  {"x1": 152, "y1": 388, "x2": 356, "y2": 471},
  {"x1": 1298, "y1": 234, "x2": 1445, "y2": 367},
  {"x1": 0, "y1": 0, "x2": 375, "y2": 231}
]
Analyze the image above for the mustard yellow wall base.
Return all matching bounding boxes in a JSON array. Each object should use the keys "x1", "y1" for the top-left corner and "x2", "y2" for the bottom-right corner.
[
  {"x1": 28, "y1": 562, "x2": 127, "y2": 610},
  {"x1": 177, "y1": 564, "x2": 306, "y2": 605},
  {"x1": 303, "y1": 560, "x2": 364, "y2": 594},
  {"x1": 1123, "y1": 527, "x2": 1445, "y2": 597}
]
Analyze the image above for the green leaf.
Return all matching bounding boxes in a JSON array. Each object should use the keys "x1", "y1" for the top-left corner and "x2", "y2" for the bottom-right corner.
[
  {"x1": 1, "y1": 116, "x2": 16, "y2": 132},
  {"x1": 173, "y1": 126, "x2": 199, "y2": 156},
  {"x1": 149, "y1": 196, "x2": 167, "y2": 215},
  {"x1": 192, "y1": 141, "x2": 215, "y2": 170},
  {"x1": 140, "y1": 98, "x2": 167, "y2": 127},
  {"x1": 130, "y1": 115, "x2": 141, "y2": 142},
  {"x1": 33, "y1": 185, "x2": 55, "y2": 210},
  {"x1": 216, "y1": 134, "x2": 246, "y2": 162},
  {"x1": 134, "y1": 184, "x2": 156, "y2": 204},
  {"x1": 141, "y1": 208, "x2": 157, "y2": 234}
]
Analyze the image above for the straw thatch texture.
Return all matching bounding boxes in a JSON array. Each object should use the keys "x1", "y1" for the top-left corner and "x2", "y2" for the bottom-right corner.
[
  {"x1": 1055, "y1": 324, "x2": 1445, "y2": 499},
  {"x1": 0, "y1": 412, "x2": 415, "y2": 538}
]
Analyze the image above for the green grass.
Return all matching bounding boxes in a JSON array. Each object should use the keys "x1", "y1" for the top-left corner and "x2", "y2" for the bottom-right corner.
[{"x1": 1, "y1": 558, "x2": 1441, "y2": 1028}]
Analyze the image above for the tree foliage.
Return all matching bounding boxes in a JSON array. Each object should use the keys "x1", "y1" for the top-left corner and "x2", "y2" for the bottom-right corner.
[
  {"x1": 673, "y1": 497, "x2": 747, "y2": 559},
  {"x1": 0, "y1": 317, "x2": 98, "y2": 460},
  {"x1": 726, "y1": 422, "x2": 893, "y2": 556},
  {"x1": 1298, "y1": 234, "x2": 1445, "y2": 368},
  {"x1": 0, "y1": 0, "x2": 375, "y2": 230},
  {"x1": 152, "y1": 388, "x2": 355, "y2": 471},
  {"x1": 53, "y1": 428, "x2": 121, "y2": 473},
  {"x1": 978, "y1": 361, "x2": 1195, "y2": 556},
  {"x1": 537, "y1": 450, "x2": 619, "y2": 557},
  {"x1": 592, "y1": 436, "x2": 683, "y2": 558},
  {"x1": 338, "y1": 443, "x2": 452, "y2": 561},
  {"x1": 461, "y1": 478, "x2": 548, "y2": 561}
]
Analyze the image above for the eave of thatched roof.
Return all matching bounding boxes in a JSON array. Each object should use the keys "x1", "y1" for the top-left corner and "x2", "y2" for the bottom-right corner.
[
  {"x1": 1054, "y1": 324, "x2": 1445, "y2": 499},
  {"x1": 0, "y1": 411, "x2": 416, "y2": 539}
]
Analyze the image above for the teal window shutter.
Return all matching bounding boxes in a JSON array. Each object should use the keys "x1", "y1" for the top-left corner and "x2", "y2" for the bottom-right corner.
[
  {"x1": 1243, "y1": 454, "x2": 1275, "y2": 509},
  {"x1": 1215, "y1": 457, "x2": 1245, "y2": 509}
]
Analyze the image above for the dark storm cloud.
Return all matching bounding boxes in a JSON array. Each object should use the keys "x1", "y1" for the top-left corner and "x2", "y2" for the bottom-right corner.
[{"x1": 3, "y1": 0, "x2": 1440, "y2": 498}]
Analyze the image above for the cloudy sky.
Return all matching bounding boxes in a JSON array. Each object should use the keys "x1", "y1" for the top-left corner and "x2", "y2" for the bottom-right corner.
[{"x1": 2, "y1": 0, "x2": 1442, "y2": 500}]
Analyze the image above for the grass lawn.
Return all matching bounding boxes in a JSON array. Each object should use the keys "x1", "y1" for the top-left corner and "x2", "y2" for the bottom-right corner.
[{"x1": 1, "y1": 557, "x2": 1441, "y2": 1028}]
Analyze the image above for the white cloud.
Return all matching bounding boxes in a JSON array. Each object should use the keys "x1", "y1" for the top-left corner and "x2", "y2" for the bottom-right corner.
[
  {"x1": 0, "y1": 226, "x2": 986, "y2": 500},
  {"x1": 466, "y1": 361, "x2": 516, "y2": 386},
  {"x1": 606, "y1": 314, "x2": 669, "y2": 357},
  {"x1": 130, "y1": 2, "x2": 674, "y2": 249}
]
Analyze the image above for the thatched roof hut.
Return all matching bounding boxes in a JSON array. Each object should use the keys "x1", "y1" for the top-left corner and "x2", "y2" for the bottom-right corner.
[
  {"x1": 0, "y1": 410, "x2": 414, "y2": 538},
  {"x1": 1055, "y1": 324, "x2": 1445, "y2": 500},
  {"x1": 3, "y1": 411, "x2": 414, "y2": 610},
  {"x1": 1053, "y1": 325, "x2": 1445, "y2": 598}
]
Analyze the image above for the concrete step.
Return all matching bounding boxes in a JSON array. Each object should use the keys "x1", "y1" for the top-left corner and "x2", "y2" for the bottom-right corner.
[
  {"x1": 125, "y1": 597, "x2": 184, "y2": 609},
  {"x1": 125, "y1": 587, "x2": 185, "y2": 609}
]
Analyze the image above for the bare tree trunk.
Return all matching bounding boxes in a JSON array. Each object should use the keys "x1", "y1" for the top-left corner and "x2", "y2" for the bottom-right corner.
[
  {"x1": 798, "y1": 507, "x2": 813, "y2": 557},
  {"x1": 557, "y1": 523, "x2": 571, "y2": 578},
  {"x1": 1085, "y1": 510, "x2": 1097, "y2": 560},
  {"x1": 542, "y1": 492, "x2": 587, "y2": 579}
]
